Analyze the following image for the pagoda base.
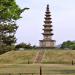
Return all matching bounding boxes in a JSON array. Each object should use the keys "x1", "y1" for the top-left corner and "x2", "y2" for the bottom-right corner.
[{"x1": 39, "y1": 39, "x2": 55, "y2": 48}]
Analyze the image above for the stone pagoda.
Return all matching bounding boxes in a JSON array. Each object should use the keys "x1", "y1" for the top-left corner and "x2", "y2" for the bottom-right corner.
[{"x1": 39, "y1": 4, "x2": 55, "y2": 48}]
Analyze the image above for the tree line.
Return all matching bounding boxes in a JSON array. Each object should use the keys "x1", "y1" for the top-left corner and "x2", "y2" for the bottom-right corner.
[{"x1": 60, "y1": 40, "x2": 75, "y2": 50}]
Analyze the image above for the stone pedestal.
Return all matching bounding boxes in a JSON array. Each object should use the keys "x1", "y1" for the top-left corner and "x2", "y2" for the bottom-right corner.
[{"x1": 40, "y1": 40, "x2": 55, "y2": 48}]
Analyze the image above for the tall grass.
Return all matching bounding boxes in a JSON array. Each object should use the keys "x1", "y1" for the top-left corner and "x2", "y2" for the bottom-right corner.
[
  {"x1": 0, "y1": 49, "x2": 75, "y2": 64},
  {"x1": 0, "y1": 50, "x2": 37, "y2": 64},
  {"x1": 42, "y1": 50, "x2": 75, "y2": 64}
]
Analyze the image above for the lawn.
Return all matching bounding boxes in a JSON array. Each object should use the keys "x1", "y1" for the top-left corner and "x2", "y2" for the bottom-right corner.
[
  {"x1": 0, "y1": 50, "x2": 38, "y2": 64},
  {"x1": 0, "y1": 64, "x2": 75, "y2": 75},
  {"x1": 0, "y1": 49, "x2": 75, "y2": 75},
  {"x1": 42, "y1": 50, "x2": 75, "y2": 64},
  {"x1": 0, "y1": 49, "x2": 75, "y2": 64}
]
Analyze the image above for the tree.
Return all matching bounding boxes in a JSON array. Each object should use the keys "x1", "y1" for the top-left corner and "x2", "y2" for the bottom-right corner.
[
  {"x1": 15, "y1": 42, "x2": 32, "y2": 49},
  {"x1": 0, "y1": 0, "x2": 29, "y2": 53},
  {"x1": 0, "y1": 0, "x2": 29, "y2": 20},
  {"x1": 69, "y1": 43, "x2": 75, "y2": 50},
  {"x1": 61, "y1": 40, "x2": 75, "y2": 49}
]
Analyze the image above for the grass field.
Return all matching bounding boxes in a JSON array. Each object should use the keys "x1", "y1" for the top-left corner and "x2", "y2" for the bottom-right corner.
[
  {"x1": 0, "y1": 50, "x2": 38, "y2": 64},
  {"x1": 0, "y1": 49, "x2": 75, "y2": 64},
  {"x1": 0, "y1": 49, "x2": 75, "y2": 75},
  {"x1": 42, "y1": 50, "x2": 75, "y2": 64},
  {"x1": 0, "y1": 64, "x2": 75, "y2": 75}
]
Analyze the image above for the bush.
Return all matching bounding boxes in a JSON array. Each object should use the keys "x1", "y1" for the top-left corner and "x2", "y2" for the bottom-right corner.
[
  {"x1": 0, "y1": 44, "x2": 15, "y2": 54},
  {"x1": 15, "y1": 42, "x2": 33, "y2": 50}
]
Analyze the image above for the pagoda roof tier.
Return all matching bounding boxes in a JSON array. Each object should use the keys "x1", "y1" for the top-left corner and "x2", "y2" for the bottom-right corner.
[
  {"x1": 44, "y1": 17, "x2": 51, "y2": 19},
  {"x1": 43, "y1": 29, "x2": 53, "y2": 31},
  {"x1": 43, "y1": 24, "x2": 52, "y2": 25},
  {"x1": 42, "y1": 33, "x2": 53, "y2": 35},
  {"x1": 45, "y1": 19, "x2": 52, "y2": 22},
  {"x1": 40, "y1": 39, "x2": 56, "y2": 42},
  {"x1": 45, "y1": 11, "x2": 50, "y2": 14},
  {"x1": 45, "y1": 14, "x2": 51, "y2": 16},
  {"x1": 43, "y1": 25, "x2": 52, "y2": 27},
  {"x1": 44, "y1": 21, "x2": 52, "y2": 23}
]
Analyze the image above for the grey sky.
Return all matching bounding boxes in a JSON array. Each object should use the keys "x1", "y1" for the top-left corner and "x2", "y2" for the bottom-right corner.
[{"x1": 16, "y1": 0, "x2": 75, "y2": 46}]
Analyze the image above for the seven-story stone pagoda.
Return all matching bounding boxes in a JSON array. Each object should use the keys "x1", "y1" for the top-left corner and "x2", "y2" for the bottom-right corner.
[{"x1": 39, "y1": 4, "x2": 56, "y2": 48}]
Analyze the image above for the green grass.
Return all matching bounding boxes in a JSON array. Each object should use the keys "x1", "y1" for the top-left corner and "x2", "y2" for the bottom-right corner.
[
  {"x1": 42, "y1": 50, "x2": 75, "y2": 64},
  {"x1": 0, "y1": 49, "x2": 75, "y2": 75},
  {"x1": 0, "y1": 50, "x2": 38, "y2": 64},
  {"x1": 0, "y1": 49, "x2": 75, "y2": 64},
  {"x1": 0, "y1": 64, "x2": 75, "y2": 75}
]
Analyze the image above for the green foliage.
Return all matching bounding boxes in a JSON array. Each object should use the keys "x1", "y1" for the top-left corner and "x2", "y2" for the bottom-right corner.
[
  {"x1": 15, "y1": 43, "x2": 37, "y2": 49},
  {"x1": 15, "y1": 42, "x2": 32, "y2": 49},
  {"x1": 0, "y1": 0, "x2": 29, "y2": 54},
  {"x1": 0, "y1": 23, "x2": 18, "y2": 46},
  {"x1": 0, "y1": 0, "x2": 29, "y2": 20},
  {"x1": 0, "y1": 44, "x2": 15, "y2": 54},
  {"x1": 61, "y1": 40, "x2": 75, "y2": 50},
  {"x1": 32, "y1": 45, "x2": 37, "y2": 49},
  {"x1": 70, "y1": 44, "x2": 75, "y2": 50}
]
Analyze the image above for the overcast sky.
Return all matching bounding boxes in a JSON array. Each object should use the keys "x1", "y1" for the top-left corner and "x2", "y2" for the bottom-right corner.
[{"x1": 15, "y1": 0, "x2": 75, "y2": 46}]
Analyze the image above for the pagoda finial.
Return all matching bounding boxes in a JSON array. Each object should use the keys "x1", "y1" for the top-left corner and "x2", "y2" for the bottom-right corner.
[{"x1": 47, "y1": 4, "x2": 49, "y2": 11}]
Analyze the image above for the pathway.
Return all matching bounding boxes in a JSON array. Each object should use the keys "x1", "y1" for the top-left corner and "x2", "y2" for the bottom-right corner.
[{"x1": 34, "y1": 50, "x2": 45, "y2": 63}]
